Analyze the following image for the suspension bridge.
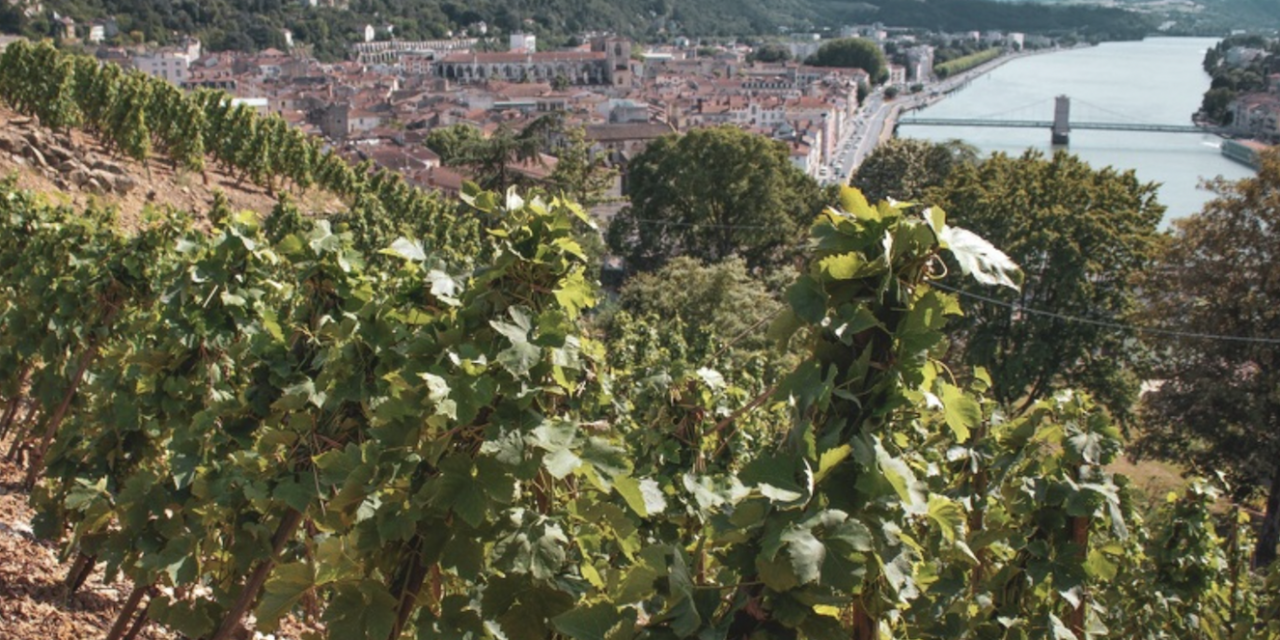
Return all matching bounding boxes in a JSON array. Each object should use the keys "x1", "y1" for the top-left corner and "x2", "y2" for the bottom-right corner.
[{"x1": 897, "y1": 95, "x2": 1209, "y2": 145}]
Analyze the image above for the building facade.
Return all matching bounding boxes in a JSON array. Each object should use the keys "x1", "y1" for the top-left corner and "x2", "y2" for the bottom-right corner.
[{"x1": 432, "y1": 38, "x2": 633, "y2": 87}]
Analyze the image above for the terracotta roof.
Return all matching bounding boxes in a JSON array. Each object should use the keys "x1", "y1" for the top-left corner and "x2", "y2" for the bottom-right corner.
[
  {"x1": 508, "y1": 153, "x2": 559, "y2": 180},
  {"x1": 787, "y1": 97, "x2": 831, "y2": 110},
  {"x1": 584, "y1": 123, "x2": 674, "y2": 142},
  {"x1": 416, "y1": 166, "x2": 467, "y2": 194}
]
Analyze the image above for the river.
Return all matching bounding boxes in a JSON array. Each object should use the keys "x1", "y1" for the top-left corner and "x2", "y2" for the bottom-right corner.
[{"x1": 898, "y1": 37, "x2": 1254, "y2": 226}]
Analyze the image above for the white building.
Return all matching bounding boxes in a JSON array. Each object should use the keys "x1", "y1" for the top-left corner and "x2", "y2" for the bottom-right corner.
[
  {"x1": 905, "y1": 46, "x2": 934, "y2": 82},
  {"x1": 1226, "y1": 46, "x2": 1268, "y2": 68},
  {"x1": 230, "y1": 97, "x2": 270, "y2": 114},
  {"x1": 363, "y1": 24, "x2": 375, "y2": 43},
  {"x1": 839, "y1": 24, "x2": 886, "y2": 42},
  {"x1": 786, "y1": 41, "x2": 821, "y2": 62},
  {"x1": 888, "y1": 64, "x2": 907, "y2": 86},
  {"x1": 132, "y1": 39, "x2": 202, "y2": 85},
  {"x1": 510, "y1": 32, "x2": 537, "y2": 53}
]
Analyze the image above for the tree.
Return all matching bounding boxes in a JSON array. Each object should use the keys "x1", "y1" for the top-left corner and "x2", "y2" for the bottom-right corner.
[
  {"x1": 851, "y1": 138, "x2": 977, "y2": 204},
  {"x1": 603, "y1": 256, "x2": 791, "y2": 375},
  {"x1": 804, "y1": 38, "x2": 886, "y2": 81},
  {"x1": 448, "y1": 114, "x2": 562, "y2": 192},
  {"x1": 547, "y1": 126, "x2": 616, "y2": 208},
  {"x1": 606, "y1": 126, "x2": 828, "y2": 272},
  {"x1": 931, "y1": 149, "x2": 1164, "y2": 420},
  {"x1": 749, "y1": 43, "x2": 792, "y2": 63},
  {"x1": 0, "y1": 1, "x2": 24, "y2": 33},
  {"x1": 1136, "y1": 149, "x2": 1280, "y2": 568},
  {"x1": 424, "y1": 123, "x2": 484, "y2": 165},
  {"x1": 1201, "y1": 87, "x2": 1237, "y2": 124}
]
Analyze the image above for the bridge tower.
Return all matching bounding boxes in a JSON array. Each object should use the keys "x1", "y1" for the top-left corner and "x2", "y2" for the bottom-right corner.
[{"x1": 1052, "y1": 95, "x2": 1070, "y2": 145}]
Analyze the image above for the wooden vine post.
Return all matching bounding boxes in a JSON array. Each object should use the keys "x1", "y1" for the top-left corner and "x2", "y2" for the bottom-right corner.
[
  {"x1": 105, "y1": 584, "x2": 149, "y2": 640},
  {"x1": 1068, "y1": 463, "x2": 1090, "y2": 637},
  {"x1": 23, "y1": 343, "x2": 100, "y2": 488},
  {"x1": 0, "y1": 363, "x2": 32, "y2": 439},
  {"x1": 208, "y1": 508, "x2": 305, "y2": 640}
]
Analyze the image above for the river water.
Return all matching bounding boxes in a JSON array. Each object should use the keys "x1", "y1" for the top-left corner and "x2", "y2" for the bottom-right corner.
[{"x1": 898, "y1": 37, "x2": 1254, "y2": 225}]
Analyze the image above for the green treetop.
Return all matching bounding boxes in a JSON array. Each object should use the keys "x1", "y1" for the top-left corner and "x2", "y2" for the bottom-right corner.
[
  {"x1": 606, "y1": 125, "x2": 828, "y2": 273},
  {"x1": 805, "y1": 38, "x2": 887, "y2": 82},
  {"x1": 1136, "y1": 148, "x2": 1280, "y2": 568},
  {"x1": 930, "y1": 149, "x2": 1164, "y2": 421},
  {"x1": 851, "y1": 138, "x2": 978, "y2": 204}
]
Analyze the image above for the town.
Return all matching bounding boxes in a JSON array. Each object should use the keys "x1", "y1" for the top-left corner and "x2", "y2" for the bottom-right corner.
[{"x1": 0, "y1": 20, "x2": 1048, "y2": 206}]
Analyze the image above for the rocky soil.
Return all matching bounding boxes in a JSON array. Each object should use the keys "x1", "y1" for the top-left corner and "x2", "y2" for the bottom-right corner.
[
  {"x1": 0, "y1": 430, "x2": 176, "y2": 640},
  {"x1": 0, "y1": 107, "x2": 340, "y2": 230},
  {"x1": 0, "y1": 410, "x2": 319, "y2": 638}
]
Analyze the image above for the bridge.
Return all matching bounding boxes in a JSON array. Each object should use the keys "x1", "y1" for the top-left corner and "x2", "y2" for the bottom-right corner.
[{"x1": 898, "y1": 95, "x2": 1208, "y2": 144}]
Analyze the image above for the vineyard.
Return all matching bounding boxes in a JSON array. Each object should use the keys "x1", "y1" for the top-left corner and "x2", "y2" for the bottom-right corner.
[{"x1": 1, "y1": 40, "x2": 1279, "y2": 640}]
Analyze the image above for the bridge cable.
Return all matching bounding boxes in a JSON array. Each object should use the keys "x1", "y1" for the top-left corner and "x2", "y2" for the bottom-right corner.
[
  {"x1": 959, "y1": 98, "x2": 1054, "y2": 123},
  {"x1": 930, "y1": 281, "x2": 1280, "y2": 346},
  {"x1": 905, "y1": 98, "x2": 1051, "y2": 123},
  {"x1": 1072, "y1": 98, "x2": 1155, "y2": 125}
]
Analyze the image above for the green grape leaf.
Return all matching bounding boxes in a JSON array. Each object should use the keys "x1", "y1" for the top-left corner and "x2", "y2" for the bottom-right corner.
[
  {"x1": 497, "y1": 586, "x2": 575, "y2": 640},
  {"x1": 554, "y1": 269, "x2": 596, "y2": 320},
  {"x1": 256, "y1": 562, "x2": 315, "y2": 630},
  {"x1": 612, "y1": 560, "x2": 662, "y2": 604},
  {"x1": 325, "y1": 580, "x2": 398, "y2": 640},
  {"x1": 614, "y1": 475, "x2": 666, "y2": 518},
  {"x1": 924, "y1": 206, "x2": 946, "y2": 237},
  {"x1": 781, "y1": 526, "x2": 826, "y2": 585},
  {"x1": 819, "y1": 252, "x2": 865, "y2": 280},
  {"x1": 553, "y1": 602, "x2": 637, "y2": 640},
  {"x1": 787, "y1": 275, "x2": 828, "y2": 325},
  {"x1": 740, "y1": 453, "x2": 809, "y2": 506},
  {"x1": 756, "y1": 552, "x2": 801, "y2": 592},
  {"x1": 839, "y1": 185, "x2": 872, "y2": 214},
  {"x1": 877, "y1": 442, "x2": 926, "y2": 514},
  {"x1": 147, "y1": 595, "x2": 216, "y2": 639},
  {"x1": 926, "y1": 494, "x2": 965, "y2": 544},
  {"x1": 815, "y1": 445, "x2": 852, "y2": 486},
  {"x1": 800, "y1": 611, "x2": 848, "y2": 640},
  {"x1": 272, "y1": 477, "x2": 317, "y2": 513},
  {"x1": 940, "y1": 383, "x2": 981, "y2": 442}
]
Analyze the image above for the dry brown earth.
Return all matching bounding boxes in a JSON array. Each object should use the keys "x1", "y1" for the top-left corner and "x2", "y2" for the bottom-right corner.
[{"x1": 0, "y1": 107, "x2": 341, "y2": 231}]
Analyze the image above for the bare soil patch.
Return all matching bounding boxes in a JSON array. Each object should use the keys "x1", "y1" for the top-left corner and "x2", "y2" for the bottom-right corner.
[{"x1": 0, "y1": 107, "x2": 342, "y2": 232}]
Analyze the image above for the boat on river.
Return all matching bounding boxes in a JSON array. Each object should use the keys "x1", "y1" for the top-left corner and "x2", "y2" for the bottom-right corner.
[{"x1": 1221, "y1": 138, "x2": 1270, "y2": 170}]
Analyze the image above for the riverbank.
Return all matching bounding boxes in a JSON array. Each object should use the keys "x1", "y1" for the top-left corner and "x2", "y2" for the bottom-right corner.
[
  {"x1": 840, "y1": 46, "x2": 1074, "y2": 178},
  {"x1": 890, "y1": 37, "x2": 1255, "y2": 224},
  {"x1": 883, "y1": 45, "x2": 1082, "y2": 138}
]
